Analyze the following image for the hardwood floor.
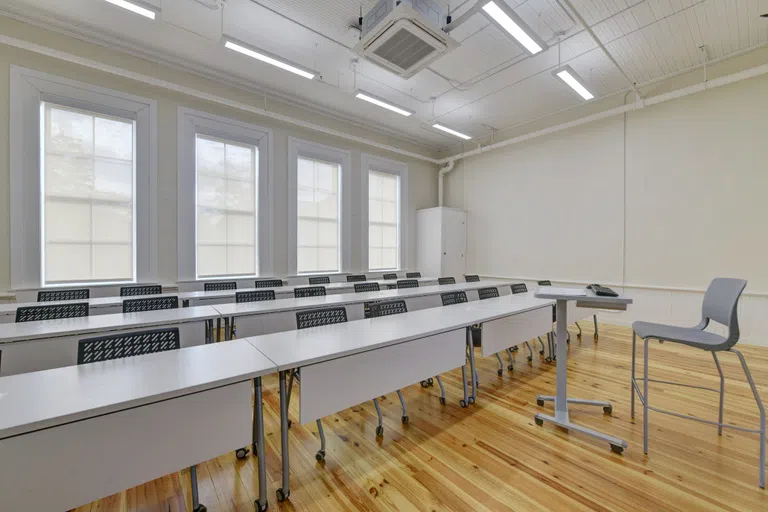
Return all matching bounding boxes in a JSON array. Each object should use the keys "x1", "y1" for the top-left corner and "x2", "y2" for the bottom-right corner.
[{"x1": 75, "y1": 323, "x2": 767, "y2": 511}]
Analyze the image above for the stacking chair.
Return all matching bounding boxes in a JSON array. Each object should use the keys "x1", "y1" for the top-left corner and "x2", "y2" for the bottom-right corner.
[
  {"x1": 16, "y1": 303, "x2": 89, "y2": 322},
  {"x1": 37, "y1": 288, "x2": 89, "y2": 301},
  {"x1": 346, "y1": 274, "x2": 366, "y2": 282},
  {"x1": 368, "y1": 299, "x2": 415, "y2": 423},
  {"x1": 441, "y1": 291, "x2": 477, "y2": 404},
  {"x1": 632, "y1": 278, "x2": 765, "y2": 488},
  {"x1": 120, "y1": 285, "x2": 162, "y2": 296},
  {"x1": 396, "y1": 279, "x2": 419, "y2": 289},
  {"x1": 309, "y1": 276, "x2": 330, "y2": 285},
  {"x1": 438, "y1": 277, "x2": 456, "y2": 285},
  {"x1": 294, "y1": 286, "x2": 326, "y2": 298},
  {"x1": 441, "y1": 291, "x2": 468, "y2": 306},
  {"x1": 255, "y1": 279, "x2": 283, "y2": 288},
  {"x1": 122, "y1": 296, "x2": 178, "y2": 313},
  {"x1": 382, "y1": 273, "x2": 398, "y2": 280},
  {"x1": 406, "y1": 272, "x2": 421, "y2": 278},
  {"x1": 287, "y1": 307, "x2": 349, "y2": 461},
  {"x1": 511, "y1": 284, "x2": 536, "y2": 362},
  {"x1": 354, "y1": 282, "x2": 380, "y2": 293},
  {"x1": 464, "y1": 275, "x2": 480, "y2": 282},
  {"x1": 476, "y1": 287, "x2": 513, "y2": 375},
  {"x1": 204, "y1": 281, "x2": 236, "y2": 291},
  {"x1": 230, "y1": 291, "x2": 276, "y2": 342}
]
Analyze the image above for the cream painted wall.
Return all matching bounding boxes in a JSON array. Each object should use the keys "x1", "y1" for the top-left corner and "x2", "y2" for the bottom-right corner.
[
  {"x1": 445, "y1": 73, "x2": 768, "y2": 346},
  {"x1": 0, "y1": 17, "x2": 439, "y2": 292}
]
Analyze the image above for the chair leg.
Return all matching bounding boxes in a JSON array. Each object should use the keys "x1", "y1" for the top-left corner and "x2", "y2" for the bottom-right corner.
[
  {"x1": 315, "y1": 419, "x2": 326, "y2": 461},
  {"x1": 396, "y1": 390, "x2": 409, "y2": 423},
  {"x1": 713, "y1": 352, "x2": 725, "y2": 436},
  {"x1": 373, "y1": 399, "x2": 384, "y2": 437},
  {"x1": 593, "y1": 314, "x2": 599, "y2": 340},
  {"x1": 285, "y1": 370, "x2": 297, "y2": 426},
  {"x1": 643, "y1": 338, "x2": 650, "y2": 454},
  {"x1": 537, "y1": 336, "x2": 545, "y2": 355},
  {"x1": 631, "y1": 331, "x2": 636, "y2": 419},
  {"x1": 435, "y1": 376, "x2": 446, "y2": 404},
  {"x1": 506, "y1": 348, "x2": 514, "y2": 370},
  {"x1": 731, "y1": 348, "x2": 766, "y2": 489},
  {"x1": 495, "y1": 352, "x2": 504, "y2": 375},
  {"x1": 575, "y1": 321, "x2": 582, "y2": 338},
  {"x1": 525, "y1": 341, "x2": 533, "y2": 362}
]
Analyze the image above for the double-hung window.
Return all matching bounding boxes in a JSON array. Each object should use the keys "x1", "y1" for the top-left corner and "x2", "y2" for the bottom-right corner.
[{"x1": 362, "y1": 154, "x2": 408, "y2": 272}]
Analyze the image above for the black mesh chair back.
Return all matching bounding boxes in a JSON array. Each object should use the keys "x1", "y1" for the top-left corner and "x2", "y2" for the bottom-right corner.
[
  {"x1": 37, "y1": 289, "x2": 89, "y2": 302},
  {"x1": 406, "y1": 272, "x2": 421, "y2": 278},
  {"x1": 120, "y1": 285, "x2": 162, "y2": 297},
  {"x1": 464, "y1": 275, "x2": 480, "y2": 282},
  {"x1": 204, "y1": 281, "x2": 237, "y2": 291},
  {"x1": 511, "y1": 283, "x2": 528, "y2": 294},
  {"x1": 236, "y1": 290, "x2": 276, "y2": 303},
  {"x1": 78, "y1": 328, "x2": 180, "y2": 365},
  {"x1": 295, "y1": 286, "x2": 326, "y2": 298},
  {"x1": 354, "y1": 282, "x2": 380, "y2": 293},
  {"x1": 255, "y1": 279, "x2": 283, "y2": 288},
  {"x1": 537, "y1": 280, "x2": 552, "y2": 286},
  {"x1": 438, "y1": 277, "x2": 456, "y2": 285},
  {"x1": 346, "y1": 274, "x2": 367, "y2": 282},
  {"x1": 309, "y1": 276, "x2": 330, "y2": 285},
  {"x1": 397, "y1": 279, "x2": 419, "y2": 289},
  {"x1": 296, "y1": 307, "x2": 347, "y2": 329},
  {"x1": 369, "y1": 300, "x2": 408, "y2": 318},
  {"x1": 383, "y1": 273, "x2": 398, "y2": 280},
  {"x1": 478, "y1": 287, "x2": 500, "y2": 300},
  {"x1": 441, "y1": 291, "x2": 468, "y2": 306},
  {"x1": 123, "y1": 296, "x2": 179, "y2": 313},
  {"x1": 16, "y1": 303, "x2": 89, "y2": 322}
]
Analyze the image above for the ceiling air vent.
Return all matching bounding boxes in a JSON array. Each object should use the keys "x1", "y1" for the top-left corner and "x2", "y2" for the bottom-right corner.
[{"x1": 354, "y1": 0, "x2": 458, "y2": 79}]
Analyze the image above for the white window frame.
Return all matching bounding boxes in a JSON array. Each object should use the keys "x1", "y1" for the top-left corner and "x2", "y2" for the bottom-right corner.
[
  {"x1": 10, "y1": 66, "x2": 158, "y2": 289},
  {"x1": 288, "y1": 137, "x2": 351, "y2": 275},
  {"x1": 361, "y1": 153, "x2": 408, "y2": 271},
  {"x1": 177, "y1": 108, "x2": 273, "y2": 281}
]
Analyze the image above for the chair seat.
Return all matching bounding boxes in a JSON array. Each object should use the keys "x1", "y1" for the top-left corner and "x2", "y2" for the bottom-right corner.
[{"x1": 632, "y1": 321, "x2": 726, "y2": 350}]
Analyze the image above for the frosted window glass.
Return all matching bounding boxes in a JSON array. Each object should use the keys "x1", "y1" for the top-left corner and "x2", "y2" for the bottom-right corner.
[
  {"x1": 296, "y1": 156, "x2": 340, "y2": 273},
  {"x1": 368, "y1": 171, "x2": 399, "y2": 270}
]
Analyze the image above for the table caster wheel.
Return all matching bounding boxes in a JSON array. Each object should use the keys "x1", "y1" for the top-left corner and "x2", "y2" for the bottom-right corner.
[
  {"x1": 402, "y1": 415, "x2": 409, "y2": 424},
  {"x1": 610, "y1": 444, "x2": 624, "y2": 455},
  {"x1": 527, "y1": 356, "x2": 533, "y2": 363},
  {"x1": 235, "y1": 447, "x2": 249, "y2": 460},
  {"x1": 536, "y1": 398, "x2": 544, "y2": 407},
  {"x1": 254, "y1": 498, "x2": 267, "y2": 511},
  {"x1": 468, "y1": 397, "x2": 475, "y2": 405},
  {"x1": 276, "y1": 488, "x2": 290, "y2": 502},
  {"x1": 594, "y1": 333, "x2": 599, "y2": 341},
  {"x1": 512, "y1": 346, "x2": 519, "y2": 352},
  {"x1": 545, "y1": 357, "x2": 552, "y2": 363},
  {"x1": 427, "y1": 378, "x2": 434, "y2": 386},
  {"x1": 603, "y1": 405, "x2": 613, "y2": 415},
  {"x1": 193, "y1": 505, "x2": 207, "y2": 512},
  {"x1": 460, "y1": 399, "x2": 467, "y2": 408},
  {"x1": 507, "y1": 364, "x2": 514, "y2": 371},
  {"x1": 420, "y1": 380, "x2": 429, "y2": 388},
  {"x1": 539, "y1": 350, "x2": 545, "y2": 355},
  {"x1": 316, "y1": 450, "x2": 326, "y2": 461},
  {"x1": 376, "y1": 425, "x2": 384, "y2": 436},
  {"x1": 577, "y1": 333, "x2": 582, "y2": 339},
  {"x1": 439, "y1": 397, "x2": 446, "y2": 405},
  {"x1": 535, "y1": 417, "x2": 544, "y2": 427},
  {"x1": 497, "y1": 369, "x2": 503, "y2": 376}
]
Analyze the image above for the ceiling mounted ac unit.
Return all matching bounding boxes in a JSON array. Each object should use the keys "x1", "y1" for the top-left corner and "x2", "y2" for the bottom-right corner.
[{"x1": 354, "y1": 0, "x2": 458, "y2": 79}]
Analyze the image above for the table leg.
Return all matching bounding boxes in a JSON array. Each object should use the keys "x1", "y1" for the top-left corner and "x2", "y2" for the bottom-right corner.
[
  {"x1": 277, "y1": 370, "x2": 291, "y2": 502},
  {"x1": 254, "y1": 376, "x2": 268, "y2": 511},
  {"x1": 216, "y1": 318, "x2": 222, "y2": 343},
  {"x1": 466, "y1": 327, "x2": 477, "y2": 403},
  {"x1": 189, "y1": 465, "x2": 205, "y2": 511},
  {"x1": 224, "y1": 317, "x2": 231, "y2": 341}
]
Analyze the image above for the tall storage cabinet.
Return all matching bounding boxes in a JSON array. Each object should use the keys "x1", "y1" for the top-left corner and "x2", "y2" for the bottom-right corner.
[{"x1": 416, "y1": 207, "x2": 467, "y2": 278}]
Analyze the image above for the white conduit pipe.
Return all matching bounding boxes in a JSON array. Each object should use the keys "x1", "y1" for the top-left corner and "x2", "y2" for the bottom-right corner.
[{"x1": 437, "y1": 159, "x2": 455, "y2": 206}]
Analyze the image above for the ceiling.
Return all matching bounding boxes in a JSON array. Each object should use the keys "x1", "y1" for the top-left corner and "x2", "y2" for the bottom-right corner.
[{"x1": 3, "y1": 0, "x2": 767, "y2": 153}]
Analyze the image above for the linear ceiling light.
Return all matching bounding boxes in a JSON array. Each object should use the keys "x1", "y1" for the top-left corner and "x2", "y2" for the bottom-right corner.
[
  {"x1": 355, "y1": 91, "x2": 413, "y2": 117},
  {"x1": 223, "y1": 39, "x2": 316, "y2": 80},
  {"x1": 481, "y1": 1, "x2": 546, "y2": 55},
  {"x1": 433, "y1": 124, "x2": 472, "y2": 140},
  {"x1": 553, "y1": 66, "x2": 594, "y2": 100},
  {"x1": 103, "y1": 0, "x2": 158, "y2": 19}
]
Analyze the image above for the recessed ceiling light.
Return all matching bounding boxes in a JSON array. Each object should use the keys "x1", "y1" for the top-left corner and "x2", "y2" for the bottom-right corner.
[
  {"x1": 223, "y1": 39, "x2": 316, "y2": 80},
  {"x1": 433, "y1": 124, "x2": 472, "y2": 140},
  {"x1": 355, "y1": 91, "x2": 413, "y2": 117},
  {"x1": 103, "y1": 0, "x2": 158, "y2": 20},
  {"x1": 553, "y1": 65, "x2": 594, "y2": 100},
  {"x1": 481, "y1": 1, "x2": 546, "y2": 55}
]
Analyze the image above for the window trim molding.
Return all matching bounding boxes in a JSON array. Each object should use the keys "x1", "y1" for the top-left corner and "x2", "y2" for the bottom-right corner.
[
  {"x1": 177, "y1": 107, "x2": 273, "y2": 281},
  {"x1": 361, "y1": 153, "x2": 408, "y2": 272},
  {"x1": 287, "y1": 137, "x2": 352, "y2": 275},
  {"x1": 9, "y1": 66, "x2": 158, "y2": 289}
]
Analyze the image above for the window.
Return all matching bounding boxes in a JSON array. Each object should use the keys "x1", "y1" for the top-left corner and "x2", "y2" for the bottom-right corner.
[
  {"x1": 41, "y1": 104, "x2": 136, "y2": 284},
  {"x1": 196, "y1": 135, "x2": 258, "y2": 277},
  {"x1": 297, "y1": 157, "x2": 340, "y2": 273},
  {"x1": 368, "y1": 171, "x2": 400, "y2": 270}
]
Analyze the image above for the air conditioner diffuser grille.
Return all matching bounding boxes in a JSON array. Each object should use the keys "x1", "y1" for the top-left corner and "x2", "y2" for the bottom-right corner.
[{"x1": 372, "y1": 28, "x2": 438, "y2": 70}]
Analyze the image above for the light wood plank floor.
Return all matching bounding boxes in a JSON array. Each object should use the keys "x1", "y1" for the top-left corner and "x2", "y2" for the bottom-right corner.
[{"x1": 75, "y1": 323, "x2": 767, "y2": 511}]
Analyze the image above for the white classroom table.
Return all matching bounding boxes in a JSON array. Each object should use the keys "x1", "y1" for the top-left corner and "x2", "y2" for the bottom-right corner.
[
  {"x1": 214, "y1": 280, "x2": 513, "y2": 339},
  {"x1": 533, "y1": 287, "x2": 632, "y2": 453},
  {"x1": 0, "y1": 340, "x2": 276, "y2": 512},
  {"x1": 0, "y1": 293, "x2": 184, "y2": 322},
  {"x1": 246, "y1": 297, "x2": 553, "y2": 503},
  {"x1": 0, "y1": 306, "x2": 219, "y2": 376}
]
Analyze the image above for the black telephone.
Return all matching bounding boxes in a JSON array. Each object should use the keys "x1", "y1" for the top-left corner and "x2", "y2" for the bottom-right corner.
[{"x1": 587, "y1": 284, "x2": 619, "y2": 297}]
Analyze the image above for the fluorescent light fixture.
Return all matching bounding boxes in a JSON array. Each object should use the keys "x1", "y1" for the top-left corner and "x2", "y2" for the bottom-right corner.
[
  {"x1": 433, "y1": 124, "x2": 472, "y2": 140},
  {"x1": 223, "y1": 39, "x2": 316, "y2": 80},
  {"x1": 103, "y1": 0, "x2": 158, "y2": 19},
  {"x1": 355, "y1": 91, "x2": 413, "y2": 117},
  {"x1": 481, "y1": 1, "x2": 546, "y2": 55},
  {"x1": 553, "y1": 65, "x2": 594, "y2": 100}
]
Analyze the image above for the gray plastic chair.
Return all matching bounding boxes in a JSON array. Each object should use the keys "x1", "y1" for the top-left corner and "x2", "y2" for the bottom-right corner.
[{"x1": 631, "y1": 278, "x2": 764, "y2": 488}]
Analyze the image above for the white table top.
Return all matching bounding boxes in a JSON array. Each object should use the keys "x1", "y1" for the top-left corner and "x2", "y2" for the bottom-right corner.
[
  {"x1": 0, "y1": 293, "x2": 183, "y2": 315},
  {"x1": 534, "y1": 286, "x2": 633, "y2": 306},
  {"x1": 0, "y1": 306, "x2": 220, "y2": 344},
  {"x1": 213, "y1": 280, "x2": 512, "y2": 318},
  {"x1": 0, "y1": 340, "x2": 276, "y2": 439},
  {"x1": 247, "y1": 297, "x2": 551, "y2": 370}
]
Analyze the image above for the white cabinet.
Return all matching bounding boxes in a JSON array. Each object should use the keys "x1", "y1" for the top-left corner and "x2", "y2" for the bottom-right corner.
[{"x1": 417, "y1": 207, "x2": 466, "y2": 278}]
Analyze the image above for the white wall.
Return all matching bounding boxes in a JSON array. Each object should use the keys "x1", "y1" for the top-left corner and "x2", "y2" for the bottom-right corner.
[
  {"x1": 445, "y1": 73, "x2": 768, "y2": 346},
  {"x1": 0, "y1": 16, "x2": 438, "y2": 293}
]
